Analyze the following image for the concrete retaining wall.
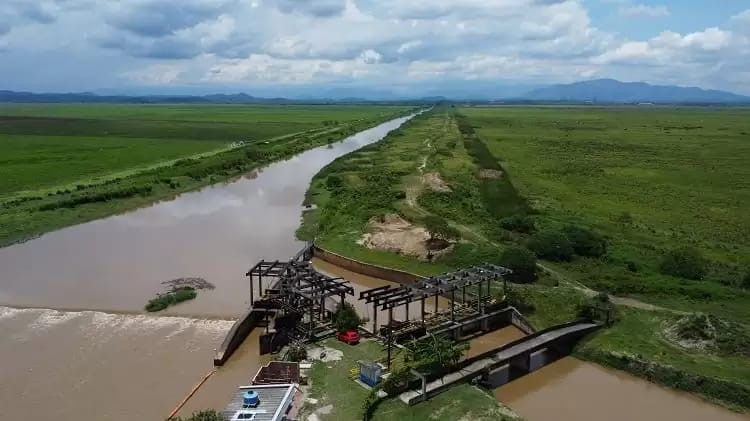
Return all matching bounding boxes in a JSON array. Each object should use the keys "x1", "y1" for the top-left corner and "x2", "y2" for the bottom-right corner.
[
  {"x1": 313, "y1": 246, "x2": 425, "y2": 285},
  {"x1": 214, "y1": 308, "x2": 263, "y2": 366}
]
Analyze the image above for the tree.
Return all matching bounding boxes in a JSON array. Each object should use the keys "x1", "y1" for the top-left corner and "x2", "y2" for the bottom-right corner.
[
  {"x1": 660, "y1": 247, "x2": 706, "y2": 280},
  {"x1": 562, "y1": 225, "x2": 607, "y2": 257},
  {"x1": 577, "y1": 292, "x2": 616, "y2": 325},
  {"x1": 407, "y1": 334, "x2": 468, "y2": 374},
  {"x1": 333, "y1": 302, "x2": 362, "y2": 332},
  {"x1": 499, "y1": 246, "x2": 537, "y2": 283},
  {"x1": 500, "y1": 214, "x2": 536, "y2": 234},
  {"x1": 505, "y1": 285, "x2": 535, "y2": 313},
  {"x1": 381, "y1": 366, "x2": 412, "y2": 395},
  {"x1": 422, "y1": 215, "x2": 460, "y2": 242},
  {"x1": 527, "y1": 230, "x2": 574, "y2": 261},
  {"x1": 742, "y1": 270, "x2": 750, "y2": 290}
]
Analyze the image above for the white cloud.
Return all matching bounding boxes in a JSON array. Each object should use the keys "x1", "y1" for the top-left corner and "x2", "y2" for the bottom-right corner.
[
  {"x1": 0, "y1": 0, "x2": 748, "y2": 95},
  {"x1": 619, "y1": 4, "x2": 670, "y2": 19}
]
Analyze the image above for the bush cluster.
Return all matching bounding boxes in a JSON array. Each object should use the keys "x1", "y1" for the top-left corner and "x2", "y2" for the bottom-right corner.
[
  {"x1": 39, "y1": 185, "x2": 153, "y2": 211},
  {"x1": 659, "y1": 247, "x2": 706, "y2": 280},
  {"x1": 499, "y1": 246, "x2": 538, "y2": 283},
  {"x1": 145, "y1": 287, "x2": 197, "y2": 312},
  {"x1": 527, "y1": 225, "x2": 607, "y2": 262},
  {"x1": 527, "y1": 230, "x2": 574, "y2": 261},
  {"x1": 500, "y1": 214, "x2": 536, "y2": 234}
]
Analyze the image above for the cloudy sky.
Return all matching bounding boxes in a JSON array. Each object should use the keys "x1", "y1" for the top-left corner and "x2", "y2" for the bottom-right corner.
[{"x1": 1, "y1": 0, "x2": 749, "y2": 97}]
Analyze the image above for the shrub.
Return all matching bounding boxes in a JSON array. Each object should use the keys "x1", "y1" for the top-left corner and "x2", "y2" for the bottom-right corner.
[
  {"x1": 500, "y1": 214, "x2": 536, "y2": 234},
  {"x1": 577, "y1": 292, "x2": 616, "y2": 325},
  {"x1": 325, "y1": 174, "x2": 344, "y2": 190},
  {"x1": 742, "y1": 270, "x2": 750, "y2": 289},
  {"x1": 562, "y1": 225, "x2": 607, "y2": 257},
  {"x1": 145, "y1": 287, "x2": 197, "y2": 312},
  {"x1": 287, "y1": 341, "x2": 307, "y2": 362},
  {"x1": 422, "y1": 215, "x2": 460, "y2": 241},
  {"x1": 407, "y1": 334, "x2": 468, "y2": 374},
  {"x1": 659, "y1": 247, "x2": 706, "y2": 280},
  {"x1": 381, "y1": 366, "x2": 412, "y2": 395},
  {"x1": 527, "y1": 230, "x2": 574, "y2": 261},
  {"x1": 499, "y1": 247, "x2": 537, "y2": 283},
  {"x1": 333, "y1": 302, "x2": 362, "y2": 332},
  {"x1": 361, "y1": 387, "x2": 382, "y2": 421},
  {"x1": 505, "y1": 285, "x2": 535, "y2": 313}
]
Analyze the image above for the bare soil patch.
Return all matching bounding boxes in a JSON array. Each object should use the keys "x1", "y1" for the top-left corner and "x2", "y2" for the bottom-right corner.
[
  {"x1": 423, "y1": 172, "x2": 452, "y2": 192},
  {"x1": 478, "y1": 169, "x2": 503, "y2": 179},
  {"x1": 357, "y1": 213, "x2": 453, "y2": 261}
]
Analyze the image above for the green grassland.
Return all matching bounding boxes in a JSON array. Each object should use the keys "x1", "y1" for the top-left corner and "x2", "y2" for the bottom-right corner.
[
  {"x1": 302, "y1": 338, "x2": 520, "y2": 421},
  {"x1": 461, "y1": 106, "x2": 750, "y2": 321},
  {"x1": 0, "y1": 103, "x2": 411, "y2": 246},
  {"x1": 299, "y1": 106, "x2": 750, "y2": 410}
]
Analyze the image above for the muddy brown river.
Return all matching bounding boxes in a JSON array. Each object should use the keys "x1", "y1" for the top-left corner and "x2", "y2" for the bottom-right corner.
[
  {"x1": 0, "y1": 115, "x2": 415, "y2": 420},
  {"x1": 495, "y1": 357, "x2": 749, "y2": 421},
  {"x1": 0, "y1": 112, "x2": 746, "y2": 420}
]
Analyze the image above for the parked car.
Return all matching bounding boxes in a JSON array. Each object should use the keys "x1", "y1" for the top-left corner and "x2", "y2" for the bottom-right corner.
[{"x1": 336, "y1": 329, "x2": 360, "y2": 345}]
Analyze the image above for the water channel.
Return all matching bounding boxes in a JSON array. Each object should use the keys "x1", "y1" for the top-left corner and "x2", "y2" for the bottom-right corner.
[{"x1": 0, "y1": 112, "x2": 746, "y2": 420}]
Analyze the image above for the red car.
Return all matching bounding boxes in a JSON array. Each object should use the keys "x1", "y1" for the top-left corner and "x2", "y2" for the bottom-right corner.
[{"x1": 336, "y1": 329, "x2": 360, "y2": 345}]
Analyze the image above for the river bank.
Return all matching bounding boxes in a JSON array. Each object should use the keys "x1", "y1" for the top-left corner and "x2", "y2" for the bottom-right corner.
[
  {"x1": 0, "y1": 113, "x2": 419, "y2": 420},
  {"x1": 0, "y1": 106, "x2": 414, "y2": 248},
  {"x1": 297, "y1": 106, "x2": 750, "y2": 414}
]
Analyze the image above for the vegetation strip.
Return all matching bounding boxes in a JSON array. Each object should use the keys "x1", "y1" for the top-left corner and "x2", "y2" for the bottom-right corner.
[
  {"x1": 299, "y1": 105, "x2": 750, "y2": 412},
  {"x1": 0, "y1": 104, "x2": 414, "y2": 247}
]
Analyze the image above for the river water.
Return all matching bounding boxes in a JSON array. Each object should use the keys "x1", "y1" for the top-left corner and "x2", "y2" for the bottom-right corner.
[
  {"x1": 495, "y1": 357, "x2": 749, "y2": 421},
  {"x1": 1, "y1": 111, "x2": 746, "y2": 421},
  {"x1": 0, "y1": 115, "x2": 414, "y2": 420}
]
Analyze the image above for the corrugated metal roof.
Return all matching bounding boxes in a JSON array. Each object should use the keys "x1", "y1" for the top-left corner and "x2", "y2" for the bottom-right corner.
[{"x1": 223, "y1": 384, "x2": 297, "y2": 421}]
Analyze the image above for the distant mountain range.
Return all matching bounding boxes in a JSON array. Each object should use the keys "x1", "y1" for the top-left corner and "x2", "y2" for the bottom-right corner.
[
  {"x1": 1, "y1": 79, "x2": 748, "y2": 104},
  {"x1": 523, "y1": 79, "x2": 750, "y2": 104}
]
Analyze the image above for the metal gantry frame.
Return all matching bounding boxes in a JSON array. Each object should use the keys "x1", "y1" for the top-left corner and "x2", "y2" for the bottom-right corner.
[
  {"x1": 247, "y1": 259, "x2": 354, "y2": 338},
  {"x1": 359, "y1": 263, "x2": 511, "y2": 333}
]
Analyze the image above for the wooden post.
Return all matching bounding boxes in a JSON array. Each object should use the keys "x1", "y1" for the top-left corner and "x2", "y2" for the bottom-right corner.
[
  {"x1": 462, "y1": 286, "x2": 466, "y2": 304},
  {"x1": 405, "y1": 301, "x2": 409, "y2": 321},
  {"x1": 372, "y1": 302, "x2": 378, "y2": 334},
  {"x1": 434, "y1": 294, "x2": 439, "y2": 313}
]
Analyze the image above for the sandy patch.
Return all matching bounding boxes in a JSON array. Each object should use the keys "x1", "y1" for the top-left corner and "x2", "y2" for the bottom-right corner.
[
  {"x1": 306, "y1": 346, "x2": 344, "y2": 362},
  {"x1": 478, "y1": 169, "x2": 503, "y2": 179},
  {"x1": 357, "y1": 214, "x2": 453, "y2": 261},
  {"x1": 423, "y1": 172, "x2": 452, "y2": 192}
]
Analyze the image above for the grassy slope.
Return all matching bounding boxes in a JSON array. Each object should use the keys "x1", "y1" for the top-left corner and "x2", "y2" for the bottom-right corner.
[
  {"x1": 300, "y1": 108, "x2": 511, "y2": 273},
  {"x1": 0, "y1": 104, "x2": 411, "y2": 246},
  {"x1": 299, "y1": 106, "x2": 750, "y2": 410},
  {"x1": 303, "y1": 339, "x2": 519, "y2": 421}
]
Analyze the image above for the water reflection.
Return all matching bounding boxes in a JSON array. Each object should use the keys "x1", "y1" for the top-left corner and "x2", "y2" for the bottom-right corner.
[{"x1": 0, "y1": 115, "x2": 415, "y2": 317}]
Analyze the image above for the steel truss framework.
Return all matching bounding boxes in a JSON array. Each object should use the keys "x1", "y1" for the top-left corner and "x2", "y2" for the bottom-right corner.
[
  {"x1": 247, "y1": 259, "x2": 354, "y2": 337},
  {"x1": 359, "y1": 264, "x2": 511, "y2": 332}
]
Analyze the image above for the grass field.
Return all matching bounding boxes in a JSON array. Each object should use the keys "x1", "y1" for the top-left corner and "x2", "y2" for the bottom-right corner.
[
  {"x1": 0, "y1": 103, "x2": 411, "y2": 246},
  {"x1": 299, "y1": 105, "x2": 750, "y2": 410},
  {"x1": 461, "y1": 106, "x2": 750, "y2": 321},
  {"x1": 302, "y1": 338, "x2": 520, "y2": 421}
]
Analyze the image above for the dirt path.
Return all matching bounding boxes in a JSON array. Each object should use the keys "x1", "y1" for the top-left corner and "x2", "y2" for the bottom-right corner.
[{"x1": 536, "y1": 262, "x2": 688, "y2": 314}]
